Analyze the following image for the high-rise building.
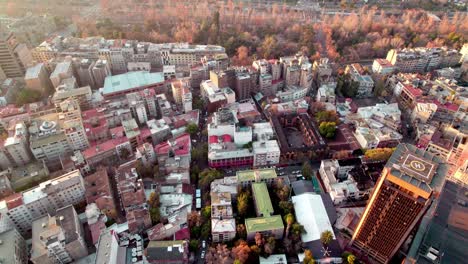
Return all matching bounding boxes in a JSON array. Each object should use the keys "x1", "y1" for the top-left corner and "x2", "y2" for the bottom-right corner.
[
  {"x1": 49, "y1": 61, "x2": 73, "y2": 88},
  {"x1": 31, "y1": 205, "x2": 88, "y2": 264},
  {"x1": 92, "y1": 59, "x2": 111, "y2": 89},
  {"x1": 75, "y1": 58, "x2": 96, "y2": 88},
  {"x1": 0, "y1": 31, "x2": 27, "y2": 78},
  {"x1": 0, "y1": 122, "x2": 32, "y2": 169},
  {"x1": 25, "y1": 63, "x2": 54, "y2": 94},
  {"x1": 350, "y1": 144, "x2": 448, "y2": 264},
  {"x1": 235, "y1": 72, "x2": 252, "y2": 100}
]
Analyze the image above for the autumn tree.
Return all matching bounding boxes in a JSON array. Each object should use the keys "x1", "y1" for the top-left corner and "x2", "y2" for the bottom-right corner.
[
  {"x1": 264, "y1": 236, "x2": 276, "y2": 256},
  {"x1": 303, "y1": 249, "x2": 316, "y2": 264},
  {"x1": 284, "y1": 213, "x2": 295, "y2": 237},
  {"x1": 320, "y1": 230, "x2": 334, "y2": 246},
  {"x1": 364, "y1": 148, "x2": 396, "y2": 161},
  {"x1": 205, "y1": 244, "x2": 233, "y2": 264},
  {"x1": 231, "y1": 240, "x2": 251, "y2": 263},
  {"x1": 236, "y1": 224, "x2": 247, "y2": 239},
  {"x1": 237, "y1": 191, "x2": 251, "y2": 217},
  {"x1": 279, "y1": 201, "x2": 294, "y2": 215},
  {"x1": 315, "y1": 111, "x2": 339, "y2": 124},
  {"x1": 148, "y1": 192, "x2": 161, "y2": 224}
]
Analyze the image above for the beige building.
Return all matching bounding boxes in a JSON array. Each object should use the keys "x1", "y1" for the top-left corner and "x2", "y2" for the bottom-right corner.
[
  {"x1": 31, "y1": 205, "x2": 88, "y2": 264},
  {"x1": 25, "y1": 63, "x2": 53, "y2": 94},
  {"x1": 0, "y1": 31, "x2": 28, "y2": 78}
]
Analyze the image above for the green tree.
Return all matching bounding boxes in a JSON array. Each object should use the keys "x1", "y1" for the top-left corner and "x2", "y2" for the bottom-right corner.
[
  {"x1": 320, "y1": 230, "x2": 334, "y2": 246},
  {"x1": 347, "y1": 254, "x2": 356, "y2": 264},
  {"x1": 189, "y1": 239, "x2": 199, "y2": 252},
  {"x1": 315, "y1": 110, "x2": 339, "y2": 124},
  {"x1": 119, "y1": 147, "x2": 131, "y2": 160},
  {"x1": 284, "y1": 213, "x2": 295, "y2": 237},
  {"x1": 279, "y1": 201, "x2": 294, "y2": 215},
  {"x1": 199, "y1": 168, "x2": 224, "y2": 191},
  {"x1": 259, "y1": 35, "x2": 278, "y2": 59},
  {"x1": 302, "y1": 162, "x2": 313, "y2": 180},
  {"x1": 319, "y1": 122, "x2": 337, "y2": 138},
  {"x1": 15, "y1": 89, "x2": 42, "y2": 106},
  {"x1": 291, "y1": 223, "x2": 306, "y2": 236},
  {"x1": 201, "y1": 222, "x2": 211, "y2": 239},
  {"x1": 186, "y1": 123, "x2": 198, "y2": 136},
  {"x1": 201, "y1": 206, "x2": 211, "y2": 219}
]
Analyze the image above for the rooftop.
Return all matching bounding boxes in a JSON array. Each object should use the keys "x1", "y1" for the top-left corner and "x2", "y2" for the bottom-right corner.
[
  {"x1": 24, "y1": 63, "x2": 44, "y2": 80},
  {"x1": 386, "y1": 144, "x2": 448, "y2": 195},
  {"x1": 211, "y1": 218, "x2": 236, "y2": 233},
  {"x1": 237, "y1": 168, "x2": 277, "y2": 182},
  {"x1": 292, "y1": 193, "x2": 335, "y2": 243},
  {"x1": 245, "y1": 215, "x2": 284, "y2": 233},
  {"x1": 252, "y1": 182, "x2": 274, "y2": 216},
  {"x1": 102, "y1": 71, "x2": 164, "y2": 96},
  {"x1": 146, "y1": 240, "x2": 187, "y2": 261}
]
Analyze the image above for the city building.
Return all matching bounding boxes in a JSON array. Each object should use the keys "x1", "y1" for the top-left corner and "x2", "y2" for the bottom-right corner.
[
  {"x1": 75, "y1": 58, "x2": 96, "y2": 88},
  {"x1": 0, "y1": 122, "x2": 32, "y2": 169},
  {"x1": 351, "y1": 144, "x2": 449, "y2": 264},
  {"x1": 252, "y1": 140, "x2": 280, "y2": 167},
  {"x1": 2, "y1": 170, "x2": 85, "y2": 234},
  {"x1": 31, "y1": 205, "x2": 88, "y2": 264},
  {"x1": 345, "y1": 63, "x2": 374, "y2": 98},
  {"x1": 292, "y1": 192, "x2": 342, "y2": 263},
  {"x1": 245, "y1": 215, "x2": 284, "y2": 241},
  {"x1": 146, "y1": 240, "x2": 189, "y2": 264},
  {"x1": 92, "y1": 59, "x2": 111, "y2": 89},
  {"x1": 102, "y1": 71, "x2": 165, "y2": 99},
  {"x1": 147, "y1": 118, "x2": 172, "y2": 145},
  {"x1": 84, "y1": 167, "x2": 117, "y2": 218},
  {"x1": 127, "y1": 61, "x2": 151, "y2": 72},
  {"x1": 52, "y1": 84, "x2": 92, "y2": 110},
  {"x1": 136, "y1": 142, "x2": 156, "y2": 167},
  {"x1": 200, "y1": 80, "x2": 229, "y2": 113},
  {"x1": 405, "y1": 179, "x2": 468, "y2": 264},
  {"x1": 0, "y1": 31, "x2": 28, "y2": 78},
  {"x1": 372, "y1": 59, "x2": 396, "y2": 75},
  {"x1": 316, "y1": 83, "x2": 337, "y2": 104},
  {"x1": 269, "y1": 113, "x2": 327, "y2": 161},
  {"x1": 0, "y1": 228, "x2": 28, "y2": 264},
  {"x1": 49, "y1": 61, "x2": 73, "y2": 88},
  {"x1": 386, "y1": 47, "x2": 461, "y2": 73},
  {"x1": 25, "y1": 63, "x2": 53, "y2": 94},
  {"x1": 211, "y1": 218, "x2": 236, "y2": 243}
]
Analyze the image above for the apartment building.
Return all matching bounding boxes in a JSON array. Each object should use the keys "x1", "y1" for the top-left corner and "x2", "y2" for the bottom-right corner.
[
  {"x1": 0, "y1": 31, "x2": 28, "y2": 78},
  {"x1": 345, "y1": 63, "x2": 374, "y2": 98},
  {"x1": 49, "y1": 61, "x2": 73, "y2": 88},
  {"x1": 92, "y1": 59, "x2": 111, "y2": 89},
  {"x1": 31, "y1": 205, "x2": 88, "y2": 264},
  {"x1": 0, "y1": 122, "x2": 32, "y2": 169},
  {"x1": 84, "y1": 167, "x2": 117, "y2": 218},
  {"x1": 25, "y1": 63, "x2": 54, "y2": 94},
  {"x1": 0, "y1": 228, "x2": 28, "y2": 264},
  {"x1": 386, "y1": 47, "x2": 461, "y2": 73},
  {"x1": 1, "y1": 170, "x2": 85, "y2": 234}
]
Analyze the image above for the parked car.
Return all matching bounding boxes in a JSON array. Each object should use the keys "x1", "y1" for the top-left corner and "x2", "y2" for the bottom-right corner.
[
  {"x1": 201, "y1": 251, "x2": 206, "y2": 259},
  {"x1": 202, "y1": 240, "x2": 206, "y2": 248}
]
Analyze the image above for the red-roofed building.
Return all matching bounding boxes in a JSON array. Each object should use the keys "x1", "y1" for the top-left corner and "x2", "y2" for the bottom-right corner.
[
  {"x1": 175, "y1": 228, "x2": 190, "y2": 240},
  {"x1": 82, "y1": 137, "x2": 131, "y2": 166},
  {"x1": 82, "y1": 108, "x2": 110, "y2": 143},
  {"x1": 154, "y1": 133, "x2": 191, "y2": 157},
  {"x1": 5, "y1": 193, "x2": 23, "y2": 210},
  {"x1": 84, "y1": 167, "x2": 117, "y2": 218},
  {"x1": 115, "y1": 161, "x2": 151, "y2": 233}
]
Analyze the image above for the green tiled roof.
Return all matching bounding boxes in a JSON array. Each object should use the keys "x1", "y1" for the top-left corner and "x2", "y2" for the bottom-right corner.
[
  {"x1": 245, "y1": 215, "x2": 284, "y2": 233},
  {"x1": 237, "y1": 168, "x2": 277, "y2": 182},
  {"x1": 252, "y1": 182, "x2": 273, "y2": 216}
]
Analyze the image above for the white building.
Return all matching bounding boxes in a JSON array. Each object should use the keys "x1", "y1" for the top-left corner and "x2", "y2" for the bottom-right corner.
[
  {"x1": 253, "y1": 140, "x2": 280, "y2": 167},
  {"x1": 211, "y1": 218, "x2": 236, "y2": 243},
  {"x1": 127, "y1": 62, "x2": 151, "y2": 72},
  {"x1": 1, "y1": 170, "x2": 85, "y2": 234},
  {"x1": 345, "y1": 64, "x2": 374, "y2": 98},
  {"x1": 0, "y1": 228, "x2": 28, "y2": 264},
  {"x1": 372, "y1": 59, "x2": 396, "y2": 75},
  {"x1": 0, "y1": 122, "x2": 31, "y2": 169},
  {"x1": 276, "y1": 85, "x2": 309, "y2": 102},
  {"x1": 316, "y1": 83, "x2": 336, "y2": 104},
  {"x1": 136, "y1": 142, "x2": 156, "y2": 167}
]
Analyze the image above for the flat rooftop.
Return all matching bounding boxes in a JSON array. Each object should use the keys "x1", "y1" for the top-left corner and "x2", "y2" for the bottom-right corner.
[
  {"x1": 102, "y1": 71, "x2": 164, "y2": 96},
  {"x1": 252, "y1": 182, "x2": 274, "y2": 216},
  {"x1": 237, "y1": 168, "x2": 277, "y2": 182},
  {"x1": 245, "y1": 215, "x2": 284, "y2": 233}
]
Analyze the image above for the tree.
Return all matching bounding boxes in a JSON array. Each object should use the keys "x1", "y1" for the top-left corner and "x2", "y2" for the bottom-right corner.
[
  {"x1": 254, "y1": 232, "x2": 264, "y2": 247},
  {"x1": 303, "y1": 249, "x2": 316, "y2": 264},
  {"x1": 186, "y1": 123, "x2": 198, "y2": 136},
  {"x1": 187, "y1": 211, "x2": 201, "y2": 228},
  {"x1": 205, "y1": 244, "x2": 233, "y2": 264},
  {"x1": 302, "y1": 162, "x2": 313, "y2": 180},
  {"x1": 315, "y1": 111, "x2": 339, "y2": 124},
  {"x1": 237, "y1": 191, "x2": 250, "y2": 216},
  {"x1": 201, "y1": 222, "x2": 211, "y2": 239},
  {"x1": 231, "y1": 240, "x2": 251, "y2": 263},
  {"x1": 148, "y1": 192, "x2": 161, "y2": 224},
  {"x1": 202, "y1": 206, "x2": 211, "y2": 219},
  {"x1": 284, "y1": 213, "x2": 295, "y2": 237},
  {"x1": 279, "y1": 201, "x2": 294, "y2": 215},
  {"x1": 236, "y1": 224, "x2": 247, "y2": 239},
  {"x1": 319, "y1": 122, "x2": 337, "y2": 138},
  {"x1": 15, "y1": 89, "x2": 42, "y2": 106},
  {"x1": 320, "y1": 230, "x2": 334, "y2": 246},
  {"x1": 119, "y1": 147, "x2": 131, "y2": 160},
  {"x1": 291, "y1": 223, "x2": 306, "y2": 236},
  {"x1": 259, "y1": 35, "x2": 278, "y2": 59},
  {"x1": 364, "y1": 147, "x2": 395, "y2": 161},
  {"x1": 189, "y1": 239, "x2": 199, "y2": 252},
  {"x1": 347, "y1": 254, "x2": 356, "y2": 264},
  {"x1": 264, "y1": 236, "x2": 276, "y2": 255},
  {"x1": 299, "y1": 25, "x2": 315, "y2": 56},
  {"x1": 199, "y1": 168, "x2": 224, "y2": 191}
]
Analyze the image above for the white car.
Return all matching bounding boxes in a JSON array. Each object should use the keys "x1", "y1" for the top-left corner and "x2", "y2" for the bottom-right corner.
[
  {"x1": 202, "y1": 240, "x2": 206, "y2": 248},
  {"x1": 201, "y1": 251, "x2": 205, "y2": 259}
]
